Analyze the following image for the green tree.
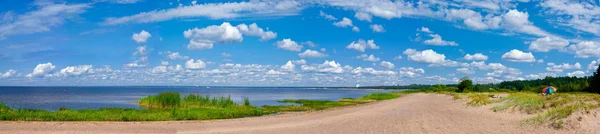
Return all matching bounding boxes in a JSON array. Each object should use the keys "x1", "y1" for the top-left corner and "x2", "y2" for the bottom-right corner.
[
  {"x1": 458, "y1": 76, "x2": 473, "y2": 92},
  {"x1": 589, "y1": 64, "x2": 600, "y2": 93}
]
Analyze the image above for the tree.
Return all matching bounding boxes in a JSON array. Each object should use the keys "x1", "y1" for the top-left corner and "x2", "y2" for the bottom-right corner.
[
  {"x1": 589, "y1": 64, "x2": 600, "y2": 93},
  {"x1": 458, "y1": 76, "x2": 473, "y2": 92}
]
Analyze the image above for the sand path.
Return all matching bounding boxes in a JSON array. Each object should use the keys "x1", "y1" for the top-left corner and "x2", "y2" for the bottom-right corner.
[{"x1": 0, "y1": 93, "x2": 583, "y2": 134}]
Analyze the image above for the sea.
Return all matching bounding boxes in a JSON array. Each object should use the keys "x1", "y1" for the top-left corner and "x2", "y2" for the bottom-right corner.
[{"x1": 0, "y1": 86, "x2": 395, "y2": 111}]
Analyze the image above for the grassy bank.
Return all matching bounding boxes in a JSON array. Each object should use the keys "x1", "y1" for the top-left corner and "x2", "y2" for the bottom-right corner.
[
  {"x1": 447, "y1": 91, "x2": 600, "y2": 129},
  {"x1": 0, "y1": 92, "x2": 404, "y2": 121}
]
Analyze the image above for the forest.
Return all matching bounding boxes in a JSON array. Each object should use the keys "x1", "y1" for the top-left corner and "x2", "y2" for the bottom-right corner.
[{"x1": 364, "y1": 64, "x2": 600, "y2": 93}]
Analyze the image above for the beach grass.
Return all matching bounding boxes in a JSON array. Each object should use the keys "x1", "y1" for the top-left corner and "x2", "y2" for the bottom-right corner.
[
  {"x1": 263, "y1": 92, "x2": 401, "y2": 113},
  {"x1": 0, "y1": 91, "x2": 408, "y2": 121}
]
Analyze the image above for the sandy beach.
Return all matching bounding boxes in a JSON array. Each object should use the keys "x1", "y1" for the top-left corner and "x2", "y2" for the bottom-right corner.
[{"x1": 0, "y1": 93, "x2": 593, "y2": 134}]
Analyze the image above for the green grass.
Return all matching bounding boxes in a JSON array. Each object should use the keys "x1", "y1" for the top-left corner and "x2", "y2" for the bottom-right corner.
[
  {"x1": 263, "y1": 92, "x2": 403, "y2": 113},
  {"x1": 467, "y1": 94, "x2": 491, "y2": 106},
  {"x1": 0, "y1": 92, "x2": 412, "y2": 121},
  {"x1": 0, "y1": 92, "x2": 264, "y2": 121}
]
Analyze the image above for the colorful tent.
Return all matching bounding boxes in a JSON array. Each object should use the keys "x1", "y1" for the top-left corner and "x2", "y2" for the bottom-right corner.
[{"x1": 542, "y1": 86, "x2": 557, "y2": 95}]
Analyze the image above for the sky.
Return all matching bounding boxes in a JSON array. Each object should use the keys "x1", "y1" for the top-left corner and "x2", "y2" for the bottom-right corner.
[{"x1": 0, "y1": 0, "x2": 600, "y2": 86}]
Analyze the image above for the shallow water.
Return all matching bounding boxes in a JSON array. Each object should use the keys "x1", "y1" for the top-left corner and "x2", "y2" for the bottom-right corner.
[{"x1": 0, "y1": 86, "x2": 394, "y2": 111}]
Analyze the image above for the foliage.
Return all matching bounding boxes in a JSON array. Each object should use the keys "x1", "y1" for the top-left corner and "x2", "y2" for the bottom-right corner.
[
  {"x1": 360, "y1": 93, "x2": 399, "y2": 100},
  {"x1": 458, "y1": 77, "x2": 473, "y2": 92},
  {"x1": 263, "y1": 92, "x2": 404, "y2": 113},
  {"x1": 466, "y1": 93, "x2": 491, "y2": 106},
  {"x1": 589, "y1": 64, "x2": 600, "y2": 93},
  {"x1": 138, "y1": 92, "x2": 181, "y2": 109}
]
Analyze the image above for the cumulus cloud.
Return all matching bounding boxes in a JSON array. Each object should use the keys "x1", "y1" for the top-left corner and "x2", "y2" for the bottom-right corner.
[
  {"x1": 27, "y1": 62, "x2": 56, "y2": 77},
  {"x1": 529, "y1": 36, "x2": 569, "y2": 52},
  {"x1": 546, "y1": 62, "x2": 581, "y2": 73},
  {"x1": 456, "y1": 67, "x2": 475, "y2": 74},
  {"x1": 567, "y1": 70, "x2": 586, "y2": 77},
  {"x1": 398, "y1": 67, "x2": 425, "y2": 78},
  {"x1": 183, "y1": 22, "x2": 276, "y2": 50},
  {"x1": 1, "y1": 69, "x2": 16, "y2": 78},
  {"x1": 352, "y1": 26, "x2": 360, "y2": 32},
  {"x1": 56, "y1": 65, "x2": 93, "y2": 77},
  {"x1": 351, "y1": 67, "x2": 395, "y2": 75},
  {"x1": 184, "y1": 22, "x2": 243, "y2": 50},
  {"x1": 101, "y1": 1, "x2": 302, "y2": 25},
  {"x1": 281, "y1": 61, "x2": 295, "y2": 72},
  {"x1": 293, "y1": 59, "x2": 307, "y2": 65},
  {"x1": 298, "y1": 49, "x2": 327, "y2": 58},
  {"x1": 164, "y1": 51, "x2": 190, "y2": 60},
  {"x1": 276, "y1": 38, "x2": 303, "y2": 52},
  {"x1": 346, "y1": 39, "x2": 379, "y2": 52},
  {"x1": 370, "y1": 24, "x2": 385, "y2": 32},
  {"x1": 185, "y1": 59, "x2": 206, "y2": 69},
  {"x1": 333, "y1": 17, "x2": 354, "y2": 27},
  {"x1": 567, "y1": 41, "x2": 600, "y2": 58},
  {"x1": 463, "y1": 53, "x2": 488, "y2": 61},
  {"x1": 403, "y1": 49, "x2": 446, "y2": 64},
  {"x1": 588, "y1": 59, "x2": 600, "y2": 73},
  {"x1": 540, "y1": 0, "x2": 600, "y2": 36},
  {"x1": 418, "y1": 27, "x2": 432, "y2": 33},
  {"x1": 380, "y1": 61, "x2": 395, "y2": 70},
  {"x1": 501, "y1": 49, "x2": 536, "y2": 62},
  {"x1": 319, "y1": 10, "x2": 337, "y2": 20},
  {"x1": 235, "y1": 23, "x2": 277, "y2": 41},
  {"x1": 354, "y1": 12, "x2": 372, "y2": 22},
  {"x1": 356, "y1": 54, "x2": 380, "y2": 62},
  {"x1": 221, "y1": 52, "x2": 232, "y2": 57},
  {"x1": 423, "y1": 34, "x2": 458, "y2": 46},
  {"x1": 301, "y1": 60, "x2": 347, "y2": 73},
  {"x1": 151, "y1": 66, "x2": 168, "y2": 74},
  {"x1": 486, "y1": 67, "x2": 522, "y2": 80},
  {"x1": 266, "y1": 69, "x2": 286, "y2": 75},
  {"x1": 0, "y1": 2, "x2": 91, "y2": 40},
  {"x1": 132, "y1": 30, "x2": 151, "y2": 43}
]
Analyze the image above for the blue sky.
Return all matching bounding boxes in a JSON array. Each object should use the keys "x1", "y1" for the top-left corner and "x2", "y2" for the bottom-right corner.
[{"x1": 1, "y1": 0, "x2": 600, "y2": 86}]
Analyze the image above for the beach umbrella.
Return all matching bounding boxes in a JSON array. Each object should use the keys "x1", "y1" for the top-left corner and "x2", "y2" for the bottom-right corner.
[{"x1": 542, "y1": 86, "x2": 557, "y2": 95}]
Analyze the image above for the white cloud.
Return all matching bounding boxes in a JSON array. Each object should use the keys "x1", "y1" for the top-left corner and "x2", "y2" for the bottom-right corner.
[
  {"x1": 132, "y1": 30, "x2": 151, "y2": 43},
  {"x1": 96, "y1": 0, "x2": 143, "y2": 4},
  {"x1": 320, "y1": 10, "x2": 337, "y2": 20},
  {"x1": 486, "y1": 67, "x2": 522, "y2": 80},
  {"x1": 370, "y1": 24, "x2": 385, "y2": 32},
  {"x1": 356, "y1": 54, "x2": 380, "y2": 62},
  {"x1": 151, "y1": 66, "x2": 168, "y2": 74},
  {"x1": 185, "y1": 59, "x2": 206, "y2": 69},
  {"x1": 463, "y1": 53, "x2": 488, "y2": 61},
  {"x1": 398, "y1": 67, "x2": 425, "y2": 78},
  {"x1": 352, "y1": 67, "x2": 395, "y2": 75},
  {"x1": 221, "y1": 52, "x2": 232, "y2": 57},
  {"x1": 333, "y1": 17, "x2": 354, "y2": 27},
  {"x1": 184, "y1": 22, "x2": 276, "y2": 50},
  {"x1": 529, "y1": 36, "x2": 569, "y2": 52},
  {"x1": 352, "y1": 26, "x2": 360, "y2": 32},
  {"x1": 501, "y1": 49, "x2": 536, "y2": 62},
  {"x1": 567, "y1": 41, "x2": 600, "y2": 58},
  {"x1": 266, "y1": 69, "x2": 286, "y2": 75},
  {"x1": 540, "y1": 0, "x2": 600, "y2": 36},
  {"x1": 380, "y1": 61, "x2": 395, "y2": 70},
  {"x1": 501, "y1": 9, "x2": 550, "y2": 37},
  {"x1": 101, "y1": 1, "x2": 302, "y2": 25},
  {"x1": 184, "y1": 22, "x2": 243, "y2": 50},
  {"x1": 293, "y1": 59, "x2": 307, "y2": 65},
  {"x1": 27, "y1": 62, "x2": 56, "y2": 77},
  {"x1": 567, "y1": 70, "x2": 586, "y2": 77},
  {"x1": 302, "y1": 41, "x2": 317, "y2": 47},
  {"x1": 0, "y1": 3, "x2": 91, "y2": 40},
  {"x1": 1, "y1": 69, "x2": 16, "y2": 78},
  {"x1": 301, "y1": 60, "x2": 347, "y2": 73},
  {"x1": 355, "y1": 12, "x2": 372, "y2": 22},
  {"x1": 346, "y1": 39, "x2": 379, "y2": 52},
  {"x1": 165, "y1": 51, "x2": 190, "y2": 60},
  {"x1": 393, "y1": 55, "x2": 403, "y2": 60},
  {"x1": 276, "y1": 38, "x2": 303, "y2": 52},
  {"x1": 298, "y1": 49, "x2": 327, "y2": 58},
  {"x1": 588, "y1": 59, "x2": 600, "y2": 73},
  {"x1": 418, "y1": 26, "x2": 432, "y2": 33},
  {"x1": 161, "y1": 61, "x2": 169, "y2": 66},
  {"x1": 235, "y1": 23, "x2": 277, "y2": 41},
  {"x1": 403, "y1": 49, "x2": 446, "y2": 64},
  {"x1": 281, "y1": 61, "x2": 295, "y2": 72},
  {"x1": 546, "y1": 62, "x2": 581, "y2": 73},
  {"x1": 423, "y1": 34, "x2": 458, "y2": 46},
  {"x1": 526, "y1": 73, "x2": 557, "y2": 79},
  {"x1": 57, "y1": 65, "x2": 93, "y2": 77},
  {"x1": 456, "y1": 67, "x2": 475, "y2": 74}
]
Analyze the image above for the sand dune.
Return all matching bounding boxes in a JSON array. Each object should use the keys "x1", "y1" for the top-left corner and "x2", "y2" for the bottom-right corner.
[{"x1": 0, "y1": 93, "x2": 589, "y2": 134}]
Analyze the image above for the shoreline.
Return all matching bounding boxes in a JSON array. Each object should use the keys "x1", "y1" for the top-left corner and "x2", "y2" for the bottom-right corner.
[{"x1": 0, "y1": 93, "x2": 588, "y2": 134}]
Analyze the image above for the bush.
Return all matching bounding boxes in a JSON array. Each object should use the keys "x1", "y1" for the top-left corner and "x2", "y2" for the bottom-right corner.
[{"x1": 138, "y1": 92, "x2": 181, "y2": 109}]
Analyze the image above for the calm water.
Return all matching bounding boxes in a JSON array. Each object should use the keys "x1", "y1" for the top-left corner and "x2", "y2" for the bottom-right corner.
[{"x1": 0, "y1": 86, "x2": 394, "y2": 111}]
